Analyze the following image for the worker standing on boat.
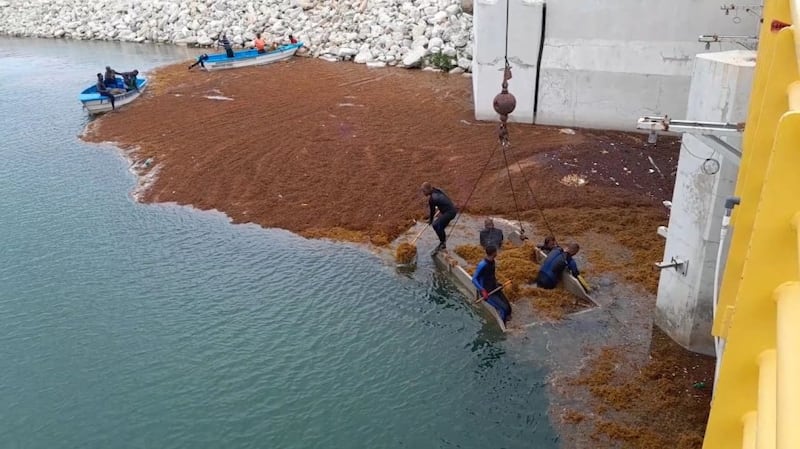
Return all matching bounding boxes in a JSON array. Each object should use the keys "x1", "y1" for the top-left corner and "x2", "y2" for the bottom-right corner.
[
  {"x1": 421, "y1": 181, "x2": 458, "y2": 251},
  {"x1": 95, "y1": 73, "x2": 115, "y2": 110},
  {"x1": 472, "y1": 245, "x2": 512, "y2": 324},
  {"x1": 479, "y1": 218, "x2": 504, "y2": 250},
  {"x1": 254, "y1": 33, "x2": 267, "y2": 54},
  {"x1": 218, "y1": 34, "x2": 234, "y2": 58},
  {"x1": 535, "y1": 243, "x2": 580, "y2": 289},
  {"x1": 104, "y1": 66, "x2": 120, "y2": 88}
]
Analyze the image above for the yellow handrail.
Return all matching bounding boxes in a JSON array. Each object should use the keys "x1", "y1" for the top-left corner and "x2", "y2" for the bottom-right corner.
[{"x1": 704, "y1": 1, "x2": 800, "y2": 447}]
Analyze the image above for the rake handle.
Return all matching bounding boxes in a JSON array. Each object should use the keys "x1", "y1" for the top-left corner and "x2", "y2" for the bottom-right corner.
[{"x1": 474, "y1": 280, "x2": 512, "y2": 303}]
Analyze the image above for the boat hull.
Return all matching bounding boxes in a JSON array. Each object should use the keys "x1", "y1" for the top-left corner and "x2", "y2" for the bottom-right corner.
[
  {"x1": 79, "y1": 76, "x2": 148, "y2": 115},
  {"x1": 202, "y1": 43, "x2": 302, "y2": 71},
  {"x1": 432, "y1": 250, "x2": 508, "y2": 333}
]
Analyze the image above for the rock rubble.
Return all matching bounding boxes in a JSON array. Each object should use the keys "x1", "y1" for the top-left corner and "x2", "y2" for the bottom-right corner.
[{"x1": 0, "y1": 0, "x2": 474, "y2": 71}]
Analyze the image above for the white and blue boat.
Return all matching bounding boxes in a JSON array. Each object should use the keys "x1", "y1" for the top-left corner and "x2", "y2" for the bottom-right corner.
[
  {"x1": 194, "y1": 42, "x2": 303, "y2": 71},
  {"x1": 78, "y1": 76, "x2": 148, "y2": 115}
]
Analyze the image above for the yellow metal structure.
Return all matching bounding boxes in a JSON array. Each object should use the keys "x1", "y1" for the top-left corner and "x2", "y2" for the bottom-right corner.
[{"x1": 705, "y1": 0, "x2": 800, "y2": 447}]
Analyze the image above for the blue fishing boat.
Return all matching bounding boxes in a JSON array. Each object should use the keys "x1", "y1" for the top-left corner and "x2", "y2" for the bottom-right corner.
[
  {"x1": 78, "y1": 76, "x2": 147, "y2": 115},
  {"x1": 193, "y1": 42, "x2": 303, "y2": 71}
]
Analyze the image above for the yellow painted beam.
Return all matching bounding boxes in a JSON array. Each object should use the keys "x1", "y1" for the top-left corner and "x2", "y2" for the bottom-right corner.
[
  {"x1": 703, "y1": 104, "x2": 800, "y2": 448},
  {"x1": 713, "y1": 0, "x2": 795, "y2": 339},
  {"x1": 775, "y1": 281, "x2": 800, "y2": 449},
  {"x1": 757, "y1": 350, "x2": 777, "y2": 449},
  {"x1": 742, "y1": 411, "x2": 757, "y2": 449},
  {"x1": 793, "y1": 0, "x2": 800, "y2": 63},
  {"x1": 789, "y1": 81, "x2": 800, "y2": 111}
]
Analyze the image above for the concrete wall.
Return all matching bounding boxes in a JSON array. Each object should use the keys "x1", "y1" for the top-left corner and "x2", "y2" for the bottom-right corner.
[
  {"x1": 472, "y1": 0, "x2": 760, "y2": 130},
  {"x1": 654, "y1": 51, "x2": 755, "y2": 356}
]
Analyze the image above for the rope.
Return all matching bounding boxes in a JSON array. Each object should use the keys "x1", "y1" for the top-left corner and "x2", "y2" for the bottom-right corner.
[
  {"x1": 506, "y1": 141, "x2": 557, "y2": 240},
  {"x1": 447, "y1": 142, "x2": 501, "y2": 240},
  {"x1": 503, "y1": 0, "x2": 510, "y2": 65},
  {"x1": 500, "y1": 141, "x2": 524, "y2": 234}
]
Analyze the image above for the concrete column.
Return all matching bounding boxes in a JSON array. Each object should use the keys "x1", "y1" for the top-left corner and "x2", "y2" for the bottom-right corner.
[
  {"x1": 471, "y1": 0, "x2": 760, "y2": 130},
  {"x1": 654, "y1": 50, "x2": 755, "y2": 355},
  {"x1": 472, "y1": 0, "x2": 542, "y2": 123}
]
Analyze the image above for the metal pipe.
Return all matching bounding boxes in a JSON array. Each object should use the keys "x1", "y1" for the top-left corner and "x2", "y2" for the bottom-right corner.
[
  {"x1": 742, "y1": 411, "x2": 758, "y2": 449},
  {"x1": 532, "y1": 1, "x2": 547, "y2": 123},
  {"x1": 713, "y1": 196, "x2": 741, "y2": 392},
  {"x1": 757, "y1": 349, "x2": 777, "y2": 449},
  {"x1": 699, "y1": 34, "x2": 760, "y2": 41}
]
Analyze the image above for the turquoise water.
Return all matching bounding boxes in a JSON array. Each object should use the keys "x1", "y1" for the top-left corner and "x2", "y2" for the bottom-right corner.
[{"x1": 0, "y1": 37, "x2": 557, "y2": 449}]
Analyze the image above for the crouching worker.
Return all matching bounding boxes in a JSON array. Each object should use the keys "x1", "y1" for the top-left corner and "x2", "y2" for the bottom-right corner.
[
  {"x1": 472, "y1": 245, "x2": 512, "y2": 324},
  {"x1": 421, "y1": 181, "x2": 458, "y2": 251},
  {"x1": 535, "y1": 243, "x2": 580, "y2": 289},
  {"x1": 537, "y1": 235, "x2": 558, "y2": 254}
]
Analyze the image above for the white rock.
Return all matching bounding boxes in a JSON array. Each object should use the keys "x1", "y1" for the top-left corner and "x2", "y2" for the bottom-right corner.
[
  {"x1": 354, "y1": 48, "x2": 372, "y2": 63},
  {"x1": 294, "y1": 0, "x2": 316, "y2": 10},
  {"x1": 428, "y1": 37, "x2": 443, "y2": 50},
  {"x1": 0, "y1": 0, "x2": 477, "y2": 71},
  {"x1": 401, "y1": 47, "x2": 426, "y2": 68},
  {"x1": 367, "y1": 61, "x2": 386, "y2": 68},
  {"x1": 338, "y1": 47, "x2": 357, "y2": 57},
  {"x1": 449, "y1": 67, "x2": 464, "y2": 74}
]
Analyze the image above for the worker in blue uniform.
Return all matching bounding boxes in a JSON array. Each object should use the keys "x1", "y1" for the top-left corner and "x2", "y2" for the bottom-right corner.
[
  {"x1": 535, "y1": 243, "x2": 580, "y2": 289},
  {"x1": 421, "y1": 181, "x2": 458, "y2": 251},
  {"x1": 472, "y1": 245, "x2": 512, "y2": 323}
]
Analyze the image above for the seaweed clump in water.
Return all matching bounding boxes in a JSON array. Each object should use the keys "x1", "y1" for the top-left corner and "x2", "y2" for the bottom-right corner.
[{"x1": 395, "y1": 242, "x2": 418, "y2": 264}]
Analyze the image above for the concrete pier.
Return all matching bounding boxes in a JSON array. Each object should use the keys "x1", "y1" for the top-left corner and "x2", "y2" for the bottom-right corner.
[{"x1": 654, "y1": 50, "x2": 755, "y2": 355}]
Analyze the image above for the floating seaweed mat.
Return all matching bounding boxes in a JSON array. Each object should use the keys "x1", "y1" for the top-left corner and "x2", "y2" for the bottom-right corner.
[
  {"x1": 395, "y1": 242, "x2": 418, "y2": 264},
  {"x1": 455, "y1": 242, "x2": 540, "y2": 302},
  {"x1": 520, "y1": 285, "x2": 579, "y2": 321},
  {"x1": 454, "y1": 245, "x2": 485, "y2": 265},
  {"x1": 301, "y1": 227, "x2": 369, "y2": 243}
]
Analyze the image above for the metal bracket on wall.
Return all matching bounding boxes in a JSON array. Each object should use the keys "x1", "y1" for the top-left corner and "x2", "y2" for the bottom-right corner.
[
  {"x1": 698, "y1": 34, "x2": 759, "y2": 50},
  {"x1": 636, "y1": 116, "x2": 744, "y2": 161},
  {"x1": 654, "y1": 257, "x2": 689, "y2": 276}
]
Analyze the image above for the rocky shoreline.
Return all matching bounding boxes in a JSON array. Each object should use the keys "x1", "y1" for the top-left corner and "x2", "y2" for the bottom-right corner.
[{"x1": 0, "y1": 0, "x2": 474, "y2": 72}]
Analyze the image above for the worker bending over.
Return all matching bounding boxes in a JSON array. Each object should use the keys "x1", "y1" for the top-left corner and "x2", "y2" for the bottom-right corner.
[
  {"x1": 537, "y1": 235, "x2": 558, "y2": 254},
  {"x1": 472, "y1": 245, "x2": 512, "y2": 323},
  {"x1": 535, "y1": 243, "x2": 581, "y2": 289},
  {"x1": 421, "y1": 181, "x2": 458, "y2": 251}
]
